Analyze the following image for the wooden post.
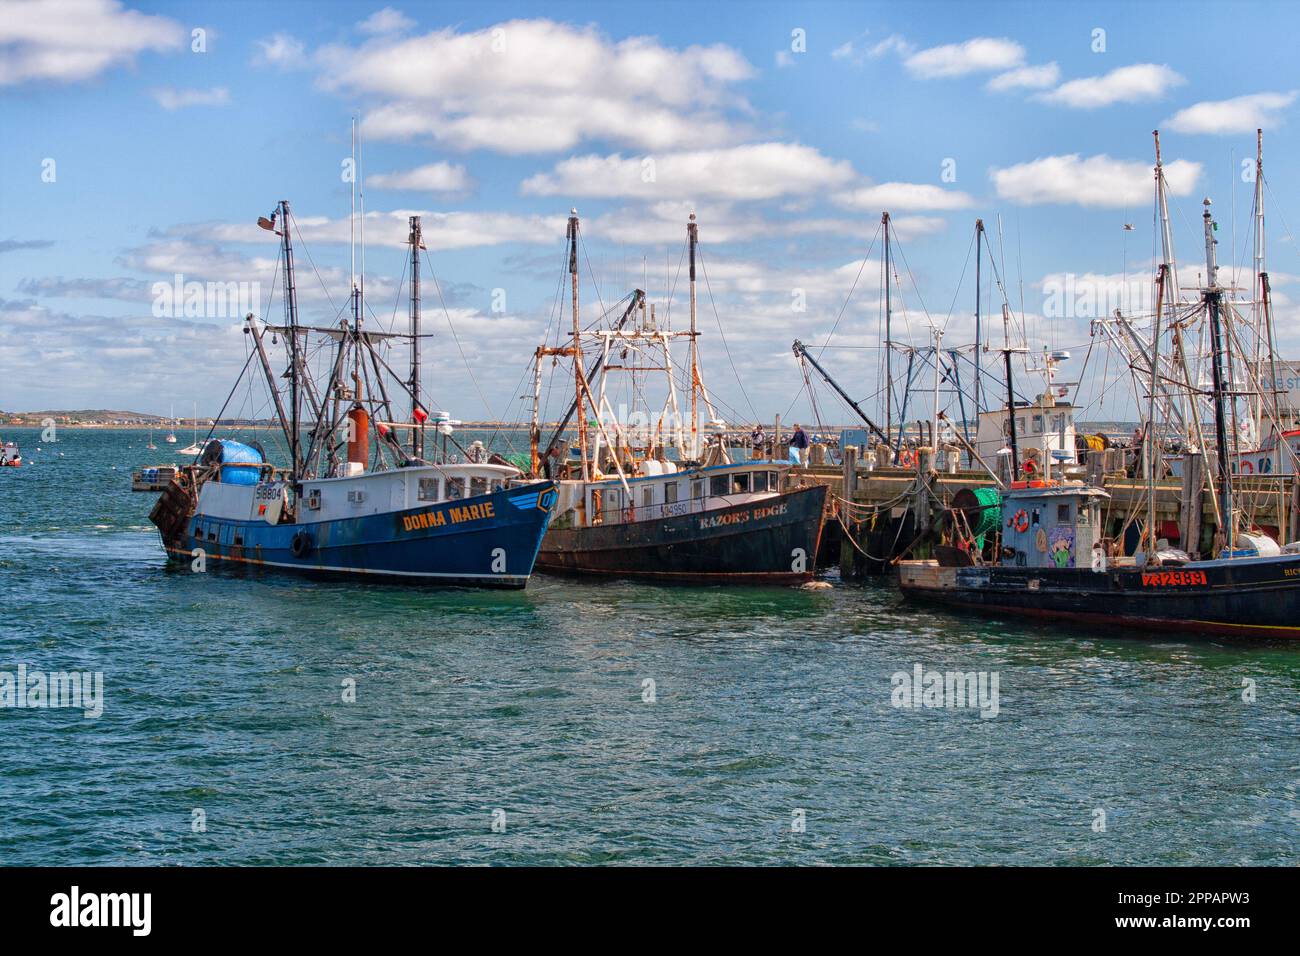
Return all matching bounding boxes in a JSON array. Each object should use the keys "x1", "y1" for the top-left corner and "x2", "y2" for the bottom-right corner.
[
  {"x1": 1180, "y1": 451, "x2": 1204, "y2": 558},
  {"x1": 1087, "y1": 448, "x2": 1105, "y2": 485},
  {"x1": 840, "y1": 445, "x2": 858, "y2": 578},
  {"x1": 1290, "y1": 474, "x2": 1300, "y2": 544},
  {"x1": 842, "y1": 445, "x2": 858, "y2": 501}
]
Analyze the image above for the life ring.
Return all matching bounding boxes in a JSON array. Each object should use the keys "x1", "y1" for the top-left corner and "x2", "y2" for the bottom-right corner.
[
  {"x1": 898, "y1": 449, "x2": 916, "y2": 467},
  {"x1": 290, "y1": 530, "x2": 314, "y2": 558},
  {"x1": 1240, "y1": 459, "x2": 1254, "y2": 475},
  {"x1": 1009, "y1": 510, "x2": 1030, "y2": 533}
]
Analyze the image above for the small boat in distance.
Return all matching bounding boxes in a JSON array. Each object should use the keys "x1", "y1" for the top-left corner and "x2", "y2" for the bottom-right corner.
[
  {"x1": 1, "y1": 440, "x2": 21, "y2": 467},
  {"x1": 179, "y1": 401, "x2": 205, "y2": 455}
]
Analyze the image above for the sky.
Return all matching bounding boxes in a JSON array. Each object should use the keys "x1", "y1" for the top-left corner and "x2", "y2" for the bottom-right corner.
[{"x1": 2, "y1": 0, "x2": 1300, "y2": 429}]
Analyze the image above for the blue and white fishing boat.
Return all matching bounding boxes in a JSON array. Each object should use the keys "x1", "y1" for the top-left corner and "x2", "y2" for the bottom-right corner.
[{"x1": 150, "y1": 185, "x2": 554, "y2": 588}]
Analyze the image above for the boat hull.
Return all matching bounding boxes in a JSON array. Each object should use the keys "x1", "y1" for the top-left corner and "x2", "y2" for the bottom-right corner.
[
  {"x1": 536, "y1": 484, "x2": 827, "y2": 584},
  {"x1": 898, "y1": 553, "x2": 1300, "y2": 639},
  {"x1": 159, "y1": 482, "x2": 557, "y2": 589}
]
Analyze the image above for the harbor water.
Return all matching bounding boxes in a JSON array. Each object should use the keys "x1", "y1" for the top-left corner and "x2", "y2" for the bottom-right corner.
[{"x1": 1, "y1": 427, "x2": 1296, "y2": 865}]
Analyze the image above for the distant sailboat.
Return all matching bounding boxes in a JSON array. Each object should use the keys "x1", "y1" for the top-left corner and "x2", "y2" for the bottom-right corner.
[
  {"x1": 164, "y1": 406, "x2": 177, "y2": 444},
  {"x1": 146, "y1": 426, "x2": 157, "y2": 451},
  {"x1": 180, "y1": 401, "x2": 206, "y2": 455}
]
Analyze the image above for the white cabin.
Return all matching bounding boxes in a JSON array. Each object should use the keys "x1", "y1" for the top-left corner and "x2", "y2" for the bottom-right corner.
[
  {"x1": 550, "y1": 461, "x2": 790, "y2": 529},
  {"x1": 975, "y1": 396, "x2": 1078, "y2": 472},
  {"x1": 195, "y1": 463, "x2": 521, "y2": 525}
]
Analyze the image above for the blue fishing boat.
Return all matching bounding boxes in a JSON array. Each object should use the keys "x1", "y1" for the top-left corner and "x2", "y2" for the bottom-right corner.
[{"x1": 150, "y1": 186, "x2": 554, "y2": 588}]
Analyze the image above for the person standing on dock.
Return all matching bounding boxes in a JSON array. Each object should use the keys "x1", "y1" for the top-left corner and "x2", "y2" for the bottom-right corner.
[
  {"x1": 751, "y1": 423, "x2": 766, "y2": 459},
  {"x1": 789, "y1": 423, "x2": 810, "y2": 466}
]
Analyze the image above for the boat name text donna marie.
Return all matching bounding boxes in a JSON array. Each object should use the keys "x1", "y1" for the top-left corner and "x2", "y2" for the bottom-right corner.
[
  {"x1": 697, "y1": 501, "x2": 788, "y2": 531},
  {"x1": 401, "y1": 501, "x2": 496, "y2": 532}
]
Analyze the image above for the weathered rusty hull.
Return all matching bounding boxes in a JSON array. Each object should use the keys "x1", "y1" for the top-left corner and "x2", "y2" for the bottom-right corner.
[
  {"x1": 537, "y1": 484, "x2": 827, "y2": 584},
  {"x1": 898, "y1": 555, "x2": 1300, "y2": 639}
]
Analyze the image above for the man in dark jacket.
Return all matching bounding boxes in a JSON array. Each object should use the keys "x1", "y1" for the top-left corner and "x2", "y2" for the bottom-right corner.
[{"x1": 789, "y1": 423, "x2": 810, "y2": 466}]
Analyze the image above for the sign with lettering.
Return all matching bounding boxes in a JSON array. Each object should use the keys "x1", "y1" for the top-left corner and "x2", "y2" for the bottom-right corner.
[
  {"x1": 400, "y1": 500, "x2": 496, "y2": 533},
  {"x1": 696, "y1": 501, "x2": 787, "y2": 531}
]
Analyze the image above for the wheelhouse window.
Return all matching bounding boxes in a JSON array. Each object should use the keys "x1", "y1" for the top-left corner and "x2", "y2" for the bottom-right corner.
[
  {"x1": 664, "y1": 482, "x2": 678, "y2": 504},
  {"x1": 768, "y1": 471, "x2": 779, "y2": 492},
  {"x1": 751, "y1": 472, "x2": 767, "y2": 492},
  {"x1": 691, "y1": 479, "x2": 704, "y2": 499},
  {"x1": 1057, "y1": 504, "x2": 1071, "y2": 522},
  {"x1": 731, "y1": 473, "x2": 750, "y2": 493},
  {"x1": 710, "y1": 475, "x2": 729, "y2": 496},
  {"x1": 446, "y1": 478, "x2": 465, "y2": 500},
  {"x1": 604, "y1": 488, "x2": 622, "y2": 516},
  {"x1": 642, "y1": 486, "x2": 653, "y2": 508},
  {"x1": 418, "y1": 477, "x2": 441, "y2": 501},
  {"x1": 470, "y1": 477, "x2": 488, "y2": 498}
]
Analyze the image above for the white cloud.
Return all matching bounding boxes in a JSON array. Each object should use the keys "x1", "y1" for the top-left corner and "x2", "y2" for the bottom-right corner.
[
  {"x1": 205, "y1": 209, "x2": 564, "y2": 253},
  {"x1": 0, "y1": 0, "x2": 183, "y2": 85},
  {"x1": 150, "y1": 86, "x2": 230, "y2": 110},
  {"x1": 829, "y1": 31, "x2": 906, "y2": 67},
  {"x1": 1165, "y1": 91, "x2": 1297, "y2": 135},
  {"x1": 314, "y1": 19, "x2": 756, "y2": 153},
  {"x1": 987, "y1": 62, "x2": 1060, "y2": 92},
  {"x1": 521, "y1": 143, "x2": 856, "y2": 201},
  {"x1": 834, "y1": 182, "x2": 975, "y2": 212},
  {"x1": 904, "y1": 37, "x2": 1024, "y2": 79},
  {"x1": 583, "y1": 200, "x2": 904, "y2": 246},
  {"x1": 357, "y1": 7, "x2": 414, "y2": 35},
  {"x1": 868, "y1": 34, "x2": 914, "y2": 59},
  {"x1": 1039, "y1": 63, "x2": 1183, "y2": 109},
  {"x1": 990, "y1": 153, "x2": 1201, "y2": 207},
  {"x1": 254, "y1": 32, "x2": 307, "y2": 70},
  {"x1": 369, "y1": 162, "x2": 473, "y2": 193},
  {"x1": 775, "y1": 50, "x2": 794, "y2": 68}
]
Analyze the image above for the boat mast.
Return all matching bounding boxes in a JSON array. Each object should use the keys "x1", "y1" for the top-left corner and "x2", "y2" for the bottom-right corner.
[
  {"x1": 278, "y1": 198, "x2": 302, "y2": 482},
  {"x1": 408, "y1": 215, "x2": 423, "y2": 461},
  {"x1": 883, "y1": 211, "x2": 893, "y2": 452},
  {"x1": 1255, "y1": 129, "x2": 1284, "y2": 445},
  {"x1": 1144, "y1": 264, "x2": 1168, "y2": 564},
  {"x1": 931, "y1": 327, "x2": 943, "y2": 453},
  {"x1": 688, "y1": 212, "x2": 700, "y2": 459},
  {"x1": 1002, "y1": 338, "x2": 1020, "y2": 479},
  {"x1": 974, "y1": 218, "x2": 984, "y2": 420},
  {"x1": 568, "y1": 209, "x2": 589, "y2": 480},
  {"x1": 1203, "y1": 198, "x2": 1235, "y2": 553},
  {"x1": 1153, "y1": 130, "x2": 1198, "y2": 448}
]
